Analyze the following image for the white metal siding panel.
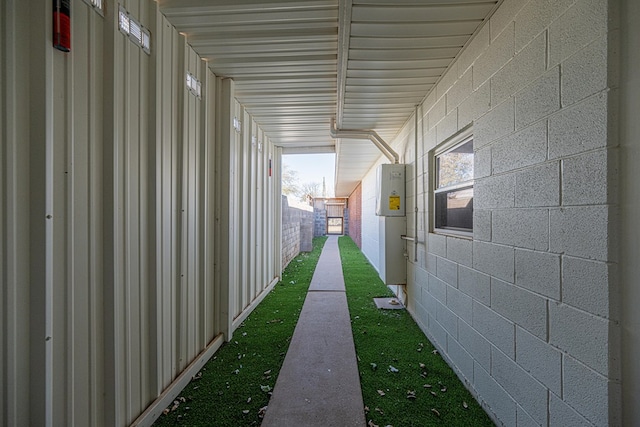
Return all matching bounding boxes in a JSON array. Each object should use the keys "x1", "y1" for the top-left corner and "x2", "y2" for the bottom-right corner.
[{"x1": 1, "y1": 2, "x2": 32, "y2": 425}]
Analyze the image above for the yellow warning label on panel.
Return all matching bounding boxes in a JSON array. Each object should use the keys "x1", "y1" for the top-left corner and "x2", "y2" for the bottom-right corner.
[{"x1": 389, "y1": 195, "x2": 401, "y2": 210}]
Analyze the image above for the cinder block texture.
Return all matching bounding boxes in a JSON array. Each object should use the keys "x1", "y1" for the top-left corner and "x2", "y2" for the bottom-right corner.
[
  {"x1": 492, "y1": 208, "x2": 549, "y2": 251},
  {"x1": 475, "y1": 365, "x2": 517, "y2": 426},
  {"x1": 422, "y1": 286, "x2": 438, "y2": 317},
  {"x1": 428, "y1": 96, "x2": 446, "y2": 130},
  {"x1": 475, "y1": 146, "x2": 492, "y2": 179},
  {"x1": 447, "y1": 68, "x2": 473, "y2": 113},
  {"x1": 473, "y1": 209, "x2": 492, "y2": 241},
  {"x1": 475, "y1": 174, "x2": 515, "y2": 209},
  {"x1": 447, "y1": 337, "x2": 474, "y2": 381},
  {"x1": 563, "y1": 356, "x2": 611, "y2": 426},
  {"x1": 491, "y1": 348, "x2": 548, "y2": 425},
  {"x1": 459, "y1": 24, "x2": 490, "y2": 76},
  {"x1": 489, "y1": 0, "x2": 526, "y2": 41},
  {"x1": 459, "y1": 81, "x2": 491, "y2": 127},
  {"x1": 459, "y1": 320, "x2": 491, "y2": 370},
  {"x1": 549, "y1": 392, "x2": 592, "y2": 427},
  {"x1": 548, "y1": 0, "x2": 608, "y2": 67},
  {"x1": 549, "y1": 93, "x2": 608, "y2": 159},
  {"x1": 459, "y1": 265, "x2": 491, "y2": 305},
  {"x1": 436, "y1": 256, "x2": 458, "y2": 287},
  {"x1": 562, "y1": 256, "x2": 614, "y2": 318},
  {"x1": 516, "y1": 66, "x2": 561, "y2": 129},
  {"x1": 515, "y1": 249, "x2": 561, "y2": 299},
  {"x1": 473, "y1": 300, "x2": 515, "y2": 358},
  {"x1": 474, "y1": 23, "x2": 515, "y2": 87},
  {"x1": 514, "y1": 0, "x2": 574, "y2": 52},
  {"x1": 437, "y1": 61, "x2": 459, "y2": 100},
  {"x1": 549, "y1": 206, "x2": 611, "y2": 261},
  {"x1": 446, "y1": 236, "x2": 472, "y2": 267},
  {"x1": 516, "y1": 406, "x2": 540, "y2": 427},
  {"x1": 562, "y1": 149, "x2": 614, "y2": 205},
  {"x1": 562, "y1": 37, "x2": 608, "y2": 107},
  {"x1": 515, "y1": 161, "x2": 561, "y2": 208},
  {"x1": 436, "y1": 110, "x2": 459, "y2": 144},
  {"x1": 429, "y1": 314, "x2": 449, "y2": 349},
  {"x1": 428, "y1": 232, "x2": 447, "y2": 257},
  {"x1": 436, "y1": 300, "x2": 459, "y2": 338},
  {"x1": 516, "y1": 327, "x2": 562, "y2": 394},
  {"x1": 473, "y1": 241, "x2": 515, "y2": 283},
  {"x1": 447, "y1": 286, "x2": 472, "y2": 324},
  {"x1": 492, "y1": 120, "x2": 547, "y2": 175},
  {"x1": 491, "y1": 31, "x2": 546, "y2": 106},
  {"x1": 491, "y1": 278, "x2": 547, "y2": 339},
  {"x1": 428, "y1": 273, "x2": 447, "y2": 304},
  {"x1": 550, "y1": 302, "x2": 610, "y2": 375},
  {"x1": 475, "y1": 98, "x2": 515, "y2": 148}
]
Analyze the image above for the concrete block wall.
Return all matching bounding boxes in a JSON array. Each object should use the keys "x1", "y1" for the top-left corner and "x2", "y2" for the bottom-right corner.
[
  {"x1": 281, "y1": 196, "x2": 314, "y2": 269},
  {"x1": 360, "y1": 0, "x2": 620, "y2": 425}
]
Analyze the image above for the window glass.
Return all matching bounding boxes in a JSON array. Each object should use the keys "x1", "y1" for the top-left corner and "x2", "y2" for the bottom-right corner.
[
  {"x1": 436, "y1": 138, "x2": 474, "y2": 189},
  {"x1": 434, "y1": 136, "x2": 473, "y2": 233}
]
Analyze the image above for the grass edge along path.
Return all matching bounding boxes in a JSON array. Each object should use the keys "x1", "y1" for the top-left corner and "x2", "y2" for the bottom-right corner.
[
  {"x1": 153, "y1": 236, "x2": 328, "y2": 426},
  {"x1": 338, "y1": 236, "x2": 494, "y2": 427}
]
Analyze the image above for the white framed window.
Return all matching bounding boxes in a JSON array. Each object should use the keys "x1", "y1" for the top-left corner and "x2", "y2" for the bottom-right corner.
[{"x1": 433, "y1": 127, "x2": 474, "y2": 235}]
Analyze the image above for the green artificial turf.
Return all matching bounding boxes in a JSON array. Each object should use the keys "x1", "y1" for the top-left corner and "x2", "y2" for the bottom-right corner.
[
  {"x1": 338, "y1": 236, "x2": 494, "y2": 427},
  {"x1": 153, "y1": 236, "x2": 327, "y2": 427}
]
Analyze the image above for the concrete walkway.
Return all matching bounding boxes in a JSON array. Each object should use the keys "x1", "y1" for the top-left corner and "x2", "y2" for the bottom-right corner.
[{"x1": 261, "y1": 236, "x2": 366, "y2": 427}]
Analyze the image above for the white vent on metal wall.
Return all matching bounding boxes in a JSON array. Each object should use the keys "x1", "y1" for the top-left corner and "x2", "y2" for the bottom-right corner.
[
  {"x1": 233, "y1": 117, "x2": 242, "y2": 133},
  {"x1": 185, "y1": 72, "x2": 202, "y2": 98},
  {"x1": 83, "y1": 0, "x2": 104, "y2": 15},
  {"x1": 118, "y1": 5, "x2": 151, "y2": 54}
]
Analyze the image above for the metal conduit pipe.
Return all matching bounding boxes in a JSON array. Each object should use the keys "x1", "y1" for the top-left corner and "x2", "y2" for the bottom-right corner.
[
  {"x1": 330, "y1": 117, "x2": 400, "y2": 164},
  {"x1": 414, "y1": 105, "x2": 419, "y2": 262}
]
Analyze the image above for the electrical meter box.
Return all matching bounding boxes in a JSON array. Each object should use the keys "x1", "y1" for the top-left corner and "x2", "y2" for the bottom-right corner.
[{"x1": 376, "y1": 164, "x2": 406, "y2": 217}]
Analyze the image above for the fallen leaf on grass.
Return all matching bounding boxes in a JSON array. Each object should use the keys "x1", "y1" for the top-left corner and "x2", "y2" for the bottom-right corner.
[
  {"x1": 377, "y1": 390, "x2": 386, "y2": 396},
  {"x1": 247, "y1": 397, "x2": 252, "y2": 403},
  {"x1": 431, "y1": 408, "x2": 441, "y2": 417},
  {"x1": 430, "y1": 391, "x2": 437, "y2": 397},
  {"x1": 162, "y1": 408, "x2": 170, "y2": 415},
  {"x1": 260, "y1": 385, "x2": 271, "y2": 392},
  {"x1": 368, "y1": 420, "x2": 379, "y2": 427},
  {"x1": 419, "y1": 363, "x2": 426, "y2": 369},
  {"x1": 423, "y1": 384, "x2": 432, "y2": 388},
  {"x1": 242, "y1": 410, "x2": 250, "y2": 414},
  {"x1": 370, "y1": 363, "x2": 378, "y2": 371},
  {"x1": 440, "y1": 387, "x2": 447, "y2": 393},
  {"x1": 375, "y1": 407, "x2": 384, "y2": 415},
  {"x1": 388, "y1": 365, "x2": 399, "y2": 373},
  {"x1": 463, "y1": 401, "x2": 469, "y2": 409},
  {"x1": 432, "y1": 349, "x2": 438, "y2": 355},
  {"x1": 258, "y1": 406, "x2": 268, "y2": 418},
  {"x1": 406, "y1": 390, "x2": 417, "y2": 400}
]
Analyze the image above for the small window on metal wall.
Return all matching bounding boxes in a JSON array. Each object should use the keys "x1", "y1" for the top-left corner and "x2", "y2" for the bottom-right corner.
[{"x1": 434, "y1": 135, "x2": 474, "y2": 234}]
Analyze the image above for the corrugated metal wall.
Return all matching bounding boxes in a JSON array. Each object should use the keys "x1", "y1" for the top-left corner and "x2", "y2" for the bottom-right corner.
[{"x1": 0, "y1": 0, "x2": 283, "y2": 426}]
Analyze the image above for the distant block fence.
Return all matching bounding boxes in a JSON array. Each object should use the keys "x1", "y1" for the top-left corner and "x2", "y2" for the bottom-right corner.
[{"x1": 281, "y1": 196, "x2": 314, "y2": 269}]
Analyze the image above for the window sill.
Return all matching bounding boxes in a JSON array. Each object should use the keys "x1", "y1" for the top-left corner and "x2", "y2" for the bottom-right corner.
[{"x1": 432, "y1": 229, "x2": 473, "y2": 240}]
